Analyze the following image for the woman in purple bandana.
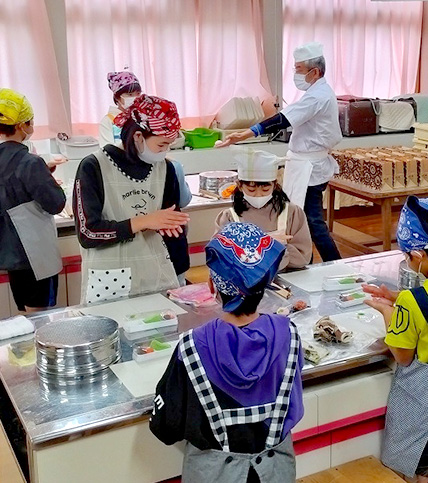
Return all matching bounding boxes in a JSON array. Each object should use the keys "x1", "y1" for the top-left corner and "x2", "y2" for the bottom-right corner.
[
  {"x1": 363, "y1": 196, "x2": 428, "y2": 482},
  {"x1": 150, "y1": 222, "x2": 304, "y2": 483}
]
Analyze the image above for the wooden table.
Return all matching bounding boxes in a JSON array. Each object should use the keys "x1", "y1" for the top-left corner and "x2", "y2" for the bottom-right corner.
[{"x1": 327, "y1": 179, "x2": 428, "y2": 252}]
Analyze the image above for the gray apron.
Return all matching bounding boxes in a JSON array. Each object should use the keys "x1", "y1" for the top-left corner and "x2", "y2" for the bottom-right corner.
[
  {"x1": 381, "y1": 287, "x2": 428, "y2": 477},
  {"x1": 79, "y1": 149, "x2": 178, "y2": 304},
  {"x1": 179, "y1": 322, "x2": 300, "y2": 483},
  {"x1": 7, "y1": 200, "x2": 62, "y2": 280}
]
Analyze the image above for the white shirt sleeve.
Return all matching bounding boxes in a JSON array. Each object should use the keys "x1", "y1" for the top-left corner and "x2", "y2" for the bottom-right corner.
[{"x1": 282, "y1": 95, "x2": 322, "y2": 128}]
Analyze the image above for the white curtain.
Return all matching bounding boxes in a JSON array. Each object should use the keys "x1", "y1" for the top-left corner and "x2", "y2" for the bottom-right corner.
[
  {"x1": 0, "y1": 0, "x2": 70, "y2": 138},
  {"x1": 65, "y1": 0, "x2": 272, "y2": 134},
  {"x1": 282, "y1": 0, "x2": 423, "y2": 104}
]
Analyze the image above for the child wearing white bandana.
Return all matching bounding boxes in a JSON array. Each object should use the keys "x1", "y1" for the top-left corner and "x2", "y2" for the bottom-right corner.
[{"x1": 215, "y1": 148, "x2": 312, "y2": 270}]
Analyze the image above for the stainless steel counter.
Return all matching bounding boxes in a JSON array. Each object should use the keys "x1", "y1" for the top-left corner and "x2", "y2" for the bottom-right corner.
[{"x1": 0, "y1": 251, "x2": 401, "y2": 459}]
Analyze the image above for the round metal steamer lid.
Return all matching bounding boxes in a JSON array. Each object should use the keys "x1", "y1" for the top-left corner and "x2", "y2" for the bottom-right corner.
[
  {"x1": 35, "y1": 316, "x2": 118, "y2": 348},
  {"x1": 35, "y1": 316, "x2": 121, "y2": 379},
  {"x1": 199, "y1": 171, "x2": 237, "y2": 192}
]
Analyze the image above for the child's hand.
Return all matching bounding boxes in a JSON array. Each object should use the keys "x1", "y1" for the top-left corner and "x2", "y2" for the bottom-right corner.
[
  {"x1": 364, "y1": 296, "x2": 394, "y2": 311},
  {"x1": 269, "y1": 230, "x2": 293, "y2": 245},
  {"x1": 362, "y1": 283, "x2": 398, "y2": 303},
  {"x1": 364, "y1": 297, "x2": 395, "y2": 331}
]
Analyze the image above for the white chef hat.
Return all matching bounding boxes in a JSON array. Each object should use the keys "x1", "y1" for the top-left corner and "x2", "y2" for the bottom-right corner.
[
  {"x1": 234, "y1": 148, "x2": 279, "y2": 182},
  {"x1": 293, "y1": 41, "x2": 324, "y2": 62}
]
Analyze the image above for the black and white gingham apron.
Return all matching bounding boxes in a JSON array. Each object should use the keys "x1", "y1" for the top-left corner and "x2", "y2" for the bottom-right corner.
[
  {"x1": 381, "y1": 286, "x2": 428, "y2": 478},
  {"x1": 179, "y1": 322, "x2": 300, "y2": 483}
]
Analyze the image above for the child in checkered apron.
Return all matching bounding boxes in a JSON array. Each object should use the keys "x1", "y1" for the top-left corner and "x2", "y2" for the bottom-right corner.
[
  {"x1": 364, "y1": 196, "x2": 428, "y2": 482},
  {"x1": 150, "y1": 222, "x2": 304, "y2": 483}
]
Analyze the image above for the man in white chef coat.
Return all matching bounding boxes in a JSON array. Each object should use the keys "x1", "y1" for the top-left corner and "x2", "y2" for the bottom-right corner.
[{"x1": 219, "y1": 41, "x2": 342, "y2": 262}]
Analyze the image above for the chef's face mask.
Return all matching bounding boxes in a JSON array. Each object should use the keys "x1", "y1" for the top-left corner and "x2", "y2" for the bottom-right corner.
[
  {"x1": 293, "y1": 69, "x2": 315, "y2": 91},
  {"x1": 243, "y1": 193, "x2": 273, "y2": 209}
]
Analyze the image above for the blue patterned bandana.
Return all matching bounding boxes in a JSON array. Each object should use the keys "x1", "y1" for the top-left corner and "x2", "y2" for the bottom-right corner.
[
  {"x1": 397, "y1": 196, "x2": 428, "y2": 253},
  {"x1": 206, "y1": 222, "x2": 285, "y2": 312}
]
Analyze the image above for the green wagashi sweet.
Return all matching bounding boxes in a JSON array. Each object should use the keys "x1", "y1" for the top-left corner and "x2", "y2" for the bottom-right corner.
[
  {"x1": 338, "y1": 277, "x2": 357, "y2": 284},
  {"x1": 150, "y1": 339, "x2": 171, "y2": 351},
  {"x1": 143, "y1": 313, "x2": 164, "y2": 323}
]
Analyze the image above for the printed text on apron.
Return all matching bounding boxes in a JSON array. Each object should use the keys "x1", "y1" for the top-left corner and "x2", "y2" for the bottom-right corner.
[{"x1": 79, "y1": 149, "x2": 178, "y2": 303}]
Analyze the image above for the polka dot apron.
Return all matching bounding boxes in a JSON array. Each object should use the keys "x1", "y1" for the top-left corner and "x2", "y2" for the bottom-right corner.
[{"x1": 80, "y1": 149, "x2": 178, "y2": 304}]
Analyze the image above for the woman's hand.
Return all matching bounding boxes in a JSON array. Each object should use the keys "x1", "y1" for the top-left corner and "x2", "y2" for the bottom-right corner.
[
  {"x1": 362, "y1": 283, "x2": 399, "y2": 304},
  {"x1": 215, "y1": 129, "x2": 255, "y2": 148},
  {"x1": 130, "y1": 205, "x2": 189, "y2": 234},
  {"x1": 158, "y1": 227, "x2": 183, "y2": 238},
  {"x1": 47, "y1": 155, "x2": 68, "y2": 170}
]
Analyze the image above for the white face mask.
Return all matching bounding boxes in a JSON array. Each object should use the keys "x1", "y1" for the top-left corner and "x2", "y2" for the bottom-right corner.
[
  {"x1": 293, "y1": 74, "x2": 311, "y2": 91},
  {"x1": 243, "y1": 193, "x2": 273, "y2": 209},
  {"x1": 136, "y1": 138, "x2": 167, "y2": 164},
  {"x1": 293, "y1": 72, "x2": 312, "y2": 91},
  {"x1": 122, "y1": 96, "x2": 138, "y2": 109},
  {"x1": 22, "y1": 130, "x2": 32, "y2": 141}
]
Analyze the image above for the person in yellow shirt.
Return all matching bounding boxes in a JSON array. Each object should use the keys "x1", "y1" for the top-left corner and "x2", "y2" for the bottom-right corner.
[{"x1": 363, "y1": 195, "x2": 428, "y2": 482}]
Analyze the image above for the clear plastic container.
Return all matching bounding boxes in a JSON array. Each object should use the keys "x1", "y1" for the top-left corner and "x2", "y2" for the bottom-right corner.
[
  {"x1": 322, "y1": 273, "x2": 368, "y2": 292},
  {"x1": 123, "y1": 309, "x2": 178, "y2": 333},
  {"x1": 132, "y1": 336, "x2": 178, "y2": 363},
  {"x1": 335, "y1": 289, "x2": 370, "y2": 309}
]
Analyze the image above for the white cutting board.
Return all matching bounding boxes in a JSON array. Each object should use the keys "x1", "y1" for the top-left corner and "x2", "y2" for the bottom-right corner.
[
  {"x1": 279, "y1": 264, "x2": 360, "y2": 293},
  {"x1": 81, "y1": 294, "x2": 187, "y2": 328},
  {"x1": 330, "y1": 308, "x2": 386, "y2": 339},
  {"x1": 111, "y1": 354, "x2": 174, "y2": 398}
]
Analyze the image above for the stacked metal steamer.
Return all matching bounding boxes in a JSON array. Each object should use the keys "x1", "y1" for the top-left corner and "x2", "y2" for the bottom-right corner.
[
  {"x1": 199, "y1": 171, "x2": 238, "y2": 195},
  {"x1": 35, "y1": 316, "x2": 121, "y2": 385}
]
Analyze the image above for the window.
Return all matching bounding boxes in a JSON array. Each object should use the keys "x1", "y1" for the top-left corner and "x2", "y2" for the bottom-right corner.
[{"x1": 282, "y1": 0, "x2": 423, "y2": 103}]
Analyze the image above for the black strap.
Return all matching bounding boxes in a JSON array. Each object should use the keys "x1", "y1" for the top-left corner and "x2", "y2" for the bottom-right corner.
[{"x1": 410, "y1": 287, "x2": 428, "y2": 324}]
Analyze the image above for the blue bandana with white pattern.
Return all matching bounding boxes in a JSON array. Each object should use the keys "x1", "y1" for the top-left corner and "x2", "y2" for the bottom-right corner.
[
  {"x1": 397, "y1": 196, "x2": 428, "y2": 253},
  {"x1": 206, "y1": 222, "x2": 285, "y2": 312}
]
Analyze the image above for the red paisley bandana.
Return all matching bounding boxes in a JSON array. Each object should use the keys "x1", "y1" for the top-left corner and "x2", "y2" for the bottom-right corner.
[{"x1": 114, "y1": 94, "x2": 181, "y2": 139}]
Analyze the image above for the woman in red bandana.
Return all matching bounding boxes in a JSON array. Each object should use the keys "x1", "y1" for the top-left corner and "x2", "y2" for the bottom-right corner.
[{"x1": 73, "y1": 94, "x2": 190, "y2": 304}]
